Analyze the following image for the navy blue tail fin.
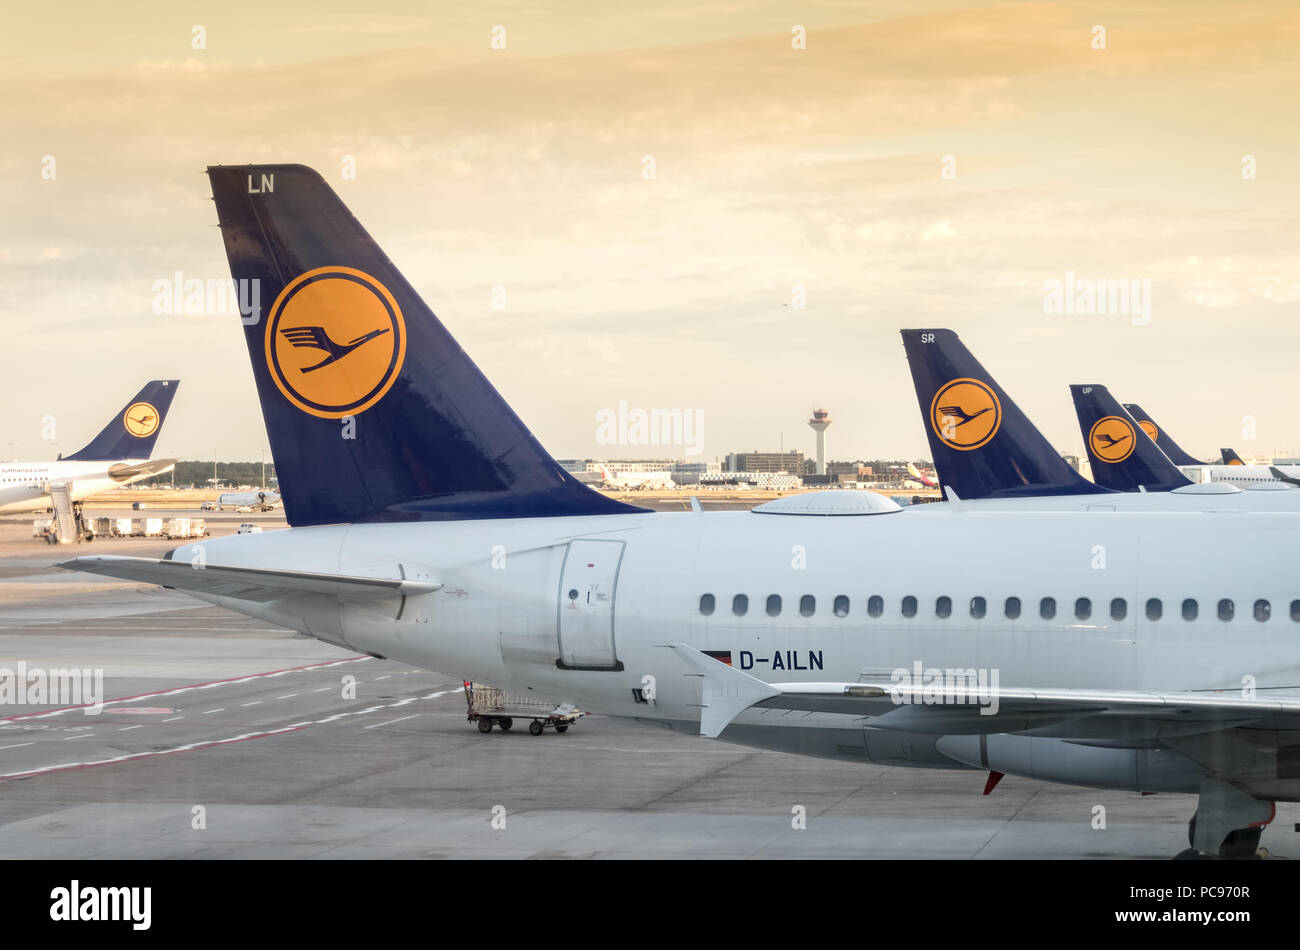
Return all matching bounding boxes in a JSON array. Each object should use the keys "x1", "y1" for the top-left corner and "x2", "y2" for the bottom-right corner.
[
  {"x1": 1120, "y1": 403, "x2": 1203, "y2": 465},
  {"x1": 1221, "y1": 447, "x2": 1244, "y2": 466},
  {"x1": 63, "y1": 380, "x2": 179, "y2": 461},
  {"x1": 900, "y1": 329, "x2": 1104, "y2": 499},
  {"x1": 207, "y1": 164, "x2": 645, "y2": 527},
  {"x1": 1070, "y1": 386, "x2": 1192, "y2": 491}
]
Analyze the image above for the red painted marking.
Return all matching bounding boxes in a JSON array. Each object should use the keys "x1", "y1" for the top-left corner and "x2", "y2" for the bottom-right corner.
[
  {"x1": 0, "y1": 725, "x2": 307, "y2": 783},
  {"x1": 0, "y1": 656, "x2": 368, "y2": 723},
  {"x1": 1250, "y1": 801, "x2": 1277, "y2": 828}
]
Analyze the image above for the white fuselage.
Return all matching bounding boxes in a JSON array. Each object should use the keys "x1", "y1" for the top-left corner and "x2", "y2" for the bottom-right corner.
[
  {"x1": 1180, "y1": 464, "x2": 1300, "y2": 488},
  {"x1": 168, "y1": 495, "x2": 1300, "y2": 792},
  {"x1": 600, "y1": 470, "x2": 675, "y2": 490},
  {"x1": 0, "y1": 460, "x2": 156, "y2": 513}
]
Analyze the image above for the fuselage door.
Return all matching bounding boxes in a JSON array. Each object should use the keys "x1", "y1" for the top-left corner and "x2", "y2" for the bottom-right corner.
[{"x1": 557, "y1": 539, "x2": 625, "y2": 671}]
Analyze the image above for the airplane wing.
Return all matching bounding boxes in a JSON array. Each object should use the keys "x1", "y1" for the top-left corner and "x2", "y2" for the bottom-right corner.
[
  {"x1": 665, "y1": 643, "x2": 1300, "y2": 739},
  {"x1": 60, "y1": 555, "x2": 441, "y2": 603}
]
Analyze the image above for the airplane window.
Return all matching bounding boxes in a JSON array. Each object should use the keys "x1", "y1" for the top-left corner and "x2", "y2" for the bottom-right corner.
[
  {"x1": 970, "y1": 596, "x2": 986, "y2": 619},
  {"x1": 800, "y1": 595, "x2": 815, "y2": 617},
  {"x1": 1146, "y1": 598, "x2": 1162, "y2": 621},
  {"x1": 868, "y1": 595, "x2": 884, "y2": 618},
  {"x1": 1182, "y1": 598, "x2": 1198, "y2": 621},
  {"x1": 1217, "y1": 599, "x2": 1234, "y2": 622},
  {"x1": 1039, "y1": 597, "x2": 1056, "y2": 620},
  {"x1": 1292, "y1": 600, "x2": 1300, "y2": 622},
  {"x1": 766, "y1": 594, "x2": 782, "y2": 617},
  {"x1": 732, "y1": 594, "x2": 748, "y2": 617},
  {"x1": 1004, "y1": 597, "x2": 1021, "y2": 620},
  {"x1": 699, "y1": 594, "x2": 715, "y2": 616},
  {"x1": 833, "y1": 595, "x2": 849, "y2": 617},
  {"x1": 935, "y1": 596, "x2": 952, "y2": 619},
  {"x1": 901, "y1": 596, "x2": 917, "y2": 618},
  {"x1": 1075, "y1": 598, "x2": 1091, "y2": 620},
  {"x1": 1110, "y1": 598, "x2": 1127, "y2": 621},
  {"x1": 1254, "y1": 599, "x2": 1270, "y2": 622}
]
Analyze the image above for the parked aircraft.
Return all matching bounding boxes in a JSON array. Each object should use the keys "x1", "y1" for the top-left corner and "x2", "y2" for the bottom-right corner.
[
  {"x1": 0, "y1": 380, "x2": 179, "y2": 514},
  {"x1": 64, "y1": 168, "x2": 1300, "y2": 859}
]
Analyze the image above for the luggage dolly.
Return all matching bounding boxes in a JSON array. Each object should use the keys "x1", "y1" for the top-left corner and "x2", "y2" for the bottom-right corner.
[{"x1": 463, "y1": 680, "x2": 584, "y2": 736}]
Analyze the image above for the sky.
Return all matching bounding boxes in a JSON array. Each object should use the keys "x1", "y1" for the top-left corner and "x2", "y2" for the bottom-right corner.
[{"x1": 3, "y1": 1, "x2": 1299, "y2": 464}]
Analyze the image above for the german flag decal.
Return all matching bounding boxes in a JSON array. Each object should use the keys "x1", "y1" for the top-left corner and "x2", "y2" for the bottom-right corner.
[{"x1": 703, "y1": 650, "x2": 733, "y2": 666}]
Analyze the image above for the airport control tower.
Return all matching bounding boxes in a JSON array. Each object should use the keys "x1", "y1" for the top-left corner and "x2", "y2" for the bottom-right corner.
[{"x1": 808, "y1": 408, "x2": 832, "y2": 476}]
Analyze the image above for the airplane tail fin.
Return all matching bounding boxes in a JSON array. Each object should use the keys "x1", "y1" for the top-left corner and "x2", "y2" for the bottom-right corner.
[
  {"x1": 63, "y1": 380, "x2": 180, "y2": 461},
  {"x1": 1221, "y1": 447, "x2": 1244, "y2": 466},
  {"x1": 1070, "y1": 386, "x2": 1192, "y2": 491},
  {"x1": 207, "y1": 164, "x2": 645, "y2": 527},
  {"x1": 899, "y1": 329, "x2": 1103, "y2": 499},
  {"x1": 1121, "y1": 403, "x2": 1203, "y2": 465}
]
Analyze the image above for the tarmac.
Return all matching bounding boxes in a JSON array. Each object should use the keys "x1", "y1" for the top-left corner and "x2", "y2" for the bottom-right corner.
[{"x1": 0, "y1": 505, "x2": 1294, "y2": 859}]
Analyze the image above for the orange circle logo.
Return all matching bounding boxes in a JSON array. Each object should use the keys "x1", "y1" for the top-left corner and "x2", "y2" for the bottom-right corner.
[
  {"x1": 930, "y1": 378, "x2": 1001, "y2": 451},
  {"x1": 1138, "y1": 420, "x2": 1158, "y2": 443},
  {"x1": 1089, "y1": 416, "x2": 1136, "y2": 463},
  {"x1": 122, "y1": 402, "x2": 160, "y2": 438},
  {"x1": 265, "y1": 266, "x2": 406, "y2": 419},
  {"x1": 1227, "y1": 457, "x2": 1243, "y2": 466}
]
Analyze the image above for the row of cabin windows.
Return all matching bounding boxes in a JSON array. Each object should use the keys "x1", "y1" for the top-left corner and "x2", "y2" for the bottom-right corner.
[{"x1": 698, "y1": 593, "x2": 1296, "y2": 623}]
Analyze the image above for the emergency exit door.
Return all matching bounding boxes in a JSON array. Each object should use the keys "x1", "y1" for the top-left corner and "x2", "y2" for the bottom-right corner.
[{"x1": 556, "y1": 539, "x2": 625, "y2": 671}]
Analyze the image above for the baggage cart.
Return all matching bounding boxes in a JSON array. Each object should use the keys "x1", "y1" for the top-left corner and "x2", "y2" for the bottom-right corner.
[{"x1": 463, "y1": 680, "x2": 583, "y2": 736}]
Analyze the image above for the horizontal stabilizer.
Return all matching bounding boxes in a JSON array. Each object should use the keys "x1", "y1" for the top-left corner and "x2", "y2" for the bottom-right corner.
[
  {"x1": 60, "y1": 555, "x2": 440, "y2": 603},
  {"x1": 107, "y1": 459, "x2": 177, "y2": 482}
]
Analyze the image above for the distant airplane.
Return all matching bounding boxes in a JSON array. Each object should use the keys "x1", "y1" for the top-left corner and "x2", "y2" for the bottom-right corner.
[
  {"x1": 905, "y1": 462, "x2": 938, "y2": 488},
  {"x1": 0, "y1": 380, "x2": 179, "y2": 514},
  {"x1": 900, "y1": 329, "x2": 1300, "y2": 510},
  {"x1": 215, "y1": 490, "x2": 281, "y2": 512},
  {"x1": 1112, "y1": 400, "x2": 1300, "y2": 489},
  {"x1": 597, "y1": 464, "x2": 675, "y2": 490}
]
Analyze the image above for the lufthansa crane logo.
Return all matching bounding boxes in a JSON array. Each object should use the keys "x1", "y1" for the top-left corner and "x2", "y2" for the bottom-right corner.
[
  {"x1": 929, "y1": 378, "x2": 1001, "y2": 451},
  {"x1": 122, "y1": 402, "x2": 160, "y2": 438},
  {"x1": 1137, "y1": 420, "x2": 1158, "y2": 443},
  {"x1": 1089, "y1": 416, "x2": 1136, "y2": 463},
  {"x1": 265, "y1": 266, "x2": 406, "y2": 419}
]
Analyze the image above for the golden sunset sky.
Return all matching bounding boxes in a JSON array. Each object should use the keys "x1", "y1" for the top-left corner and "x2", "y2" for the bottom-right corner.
[{"x1": 3, "y1": 1, "x2": 1298, "y2": 462}]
